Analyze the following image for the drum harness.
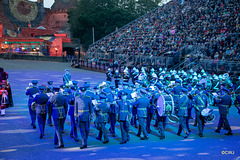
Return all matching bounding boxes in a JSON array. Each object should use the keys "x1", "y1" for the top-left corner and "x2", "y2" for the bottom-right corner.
[{"x1": 195, "y1": 95, "x2": 205, "y2": 112}]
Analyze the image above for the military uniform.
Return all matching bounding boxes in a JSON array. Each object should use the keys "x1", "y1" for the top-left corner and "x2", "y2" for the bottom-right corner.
[
  {"x1": 114, "y1": 71, "x2": 121, "y2": 88},
  {"x1": 108, "y1": 86, "x2": 117, "y2": 136},
  {"x1": 63, "y1": 69, "x2": 71, "y2": 85},
  {"x1": 176, "y1": 88, "x2": 191, "y2": 138},
  {"x1": 172, "y1": 80, "x2": 182, "y2": 114},
  {"x1": 26, "y1": 80, "x2": 39, "y2": 128},
  {"x1": 192, "y1": 85, "x2": 208, "y2": 137},
  {"x1": 132, "y1": 89, "x2": 150, "y2": 140},
  {"x1": 155, "y1": 83, "x2": 168, "y2": 139},
  {"x1": 215, "y1": 88, "x2": 233, "y2": 135},
  {"x1": 75, "y1": 87, "x2": 92, "y2": 149},
  {"x1": 47, "y1": 87, "x2": 68, "y2": 148},
  {"x1": 67, "y1": 89, "x2": 78, "y2": 141},
  {"x1": 117, "y1": 92, "x2": 132, "y2": 144},
  {"x1": 95, "y1": 94, "x2": 110, "y2": 143},
  {"x1": 106, "y1": 69, "x2": 112, "y2": 82},
  {"x1": 132, "y1": 70, "x2": 139, "y2": 85},
  {"x1": 123, "y1": 72, "x2": 130, "y2": 83},
  {"x1": 146, "y1": 89, "x2": 156, "y2": 133},
  {"x1": 46, "y1": 81, "x2": 54, "y2": 126},
  {"x1": 33, "y1": 86, "x2": 49, "y2": 138}
]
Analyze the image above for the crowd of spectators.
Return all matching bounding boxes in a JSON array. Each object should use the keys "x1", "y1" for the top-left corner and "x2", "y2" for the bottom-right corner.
[{"x1": 87, "y1": 0, "x2": 240, "y2": 62}]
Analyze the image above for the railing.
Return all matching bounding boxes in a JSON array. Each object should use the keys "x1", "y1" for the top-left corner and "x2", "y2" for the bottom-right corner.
[
  {"x1": 72, "y1": 59, "x2": 126, "y2": 73},
  {"x1": 73, "y1": 54, "x2": 174, "y2": 73},
  {"x1": 0, "y1": 52, "x2": 68, "y2": 62},
  {"x1": 198, "y1": 60, "x2": 240, "y2": 74}
]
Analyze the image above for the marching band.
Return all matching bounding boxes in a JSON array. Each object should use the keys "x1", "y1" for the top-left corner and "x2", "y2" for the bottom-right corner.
[{"x1": 25, "y1": 67, "x2": 240, "y2": 149}]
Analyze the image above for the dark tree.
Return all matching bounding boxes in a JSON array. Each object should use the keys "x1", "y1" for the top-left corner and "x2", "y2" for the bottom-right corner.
[{"x1": 68, "y1": 0, "x2": 161, "y2": 49}]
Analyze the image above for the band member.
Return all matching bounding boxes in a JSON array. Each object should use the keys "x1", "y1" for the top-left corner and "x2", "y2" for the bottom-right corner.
[
  {"x1": 146, "y1": 88, "x2": 155, "y2": 133},
  {"x1": 176, "y1": 88, "x2": 191, "y2": 138},
  {"x1": 75, "y1": 87, "x2": 92, "y2": 149},
  {"x1": 46, "y1": 81, "x2": 54, "y2": 126},
  {"x1": 114, "y1": 70, "x2": 121, "y2": 88},
  {"x1": 172, "y1": 79, "x2": 182, "y2": 114},
  {"x1": 132, "y1": 89, "x2": 150, "y2": 140},
  {"x1": 33, "y1": 86, "x2": 49, "y2": 138},
  {"x1": 95, "y1": 93, "x2": 110, "y2": 144},
  {"x1": 123, "y1": 68, "x2": 130, "y2": 83},
  {"x1": 26, "y1": 80, "x2": 39, "y2": 129},
  {"x1": 67, "y1": 86, "x2": 79, "y2": 142},
  {"x1": 155, "y1": 83, "x2": 170, "y2": 139},
  {"x1": 192, "y1": 84, "x2": 208, "y2": 137},
  {"x1": 215, "y1": 88, "x2": 233, "y2": 135},
  {"x1": 108, "y1": 86, "x2": 117, "y2": 136},
  {"x1": 116, "y1": 92, "x2": 132, "y2": 144},
  {"x1": 106, "y1": 68, "x2": 112, "y2": 82},
  {"x1": 47, "y1": 87, "x2": 68, "y2": 148},
  {"x1": 63, "y1": 69, "x2": 71, "y2": 85}
]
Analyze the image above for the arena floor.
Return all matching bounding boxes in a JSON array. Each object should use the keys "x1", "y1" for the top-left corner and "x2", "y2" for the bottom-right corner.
[{"x1": 0, "y1": 59, "x2": 240, "y2": 160}]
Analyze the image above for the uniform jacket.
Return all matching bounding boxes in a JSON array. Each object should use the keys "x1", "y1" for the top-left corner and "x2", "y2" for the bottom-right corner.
[
  {"x1": 67, "y1": 94, "x2": 75, "y2": 116},
  {"x1": 63, "y1": 73, "x2": 71, "y2": 84},
  {"x1": 177, "y1": 94, "x2": 191, "y2": 117},
  {"x1": 132, "y1": 97, "x2": 150, "y2": 118},
  {"x1": 192, "y1": 91, "x2": 208, "y2": 112},
  {"x1": 75, "y1": 95, "x2": 92, "y2": 121},
  {"x1": 117, "y1": 100, "x2": 131, "y2": 121},
  {"x1": 215, "y1": 93, "x2": 232, "y2": 115},
  {"x1": 47, "y1": 93, "x2": 68, "y2": 119},
  {"x1": 95, "y1": 102, "x2": 109, "y2": 123},
  {"x1": 26, "y1": 87, "x2": 39, "y2": 106},
  {"x1": 33, "y1": 93, "x2": 49, "y2": 114}
]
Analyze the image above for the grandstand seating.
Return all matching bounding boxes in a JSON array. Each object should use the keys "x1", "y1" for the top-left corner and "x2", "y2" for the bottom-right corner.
[{"x1": 86, "y1": 0, "x2": 240, "y2": 64}]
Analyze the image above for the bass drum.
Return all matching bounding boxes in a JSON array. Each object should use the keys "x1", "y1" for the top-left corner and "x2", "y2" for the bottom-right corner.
[
  {"x1": 157, "y1": 93, "x2": 179, "y2": 123},
  {"x1": 201, "y1": 108, "x2": 215, "y2": 123}
]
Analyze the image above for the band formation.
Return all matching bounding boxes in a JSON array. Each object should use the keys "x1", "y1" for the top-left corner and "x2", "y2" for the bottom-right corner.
[{"x1": 24, "y1": 68, "x2": 240, "y2": 149}]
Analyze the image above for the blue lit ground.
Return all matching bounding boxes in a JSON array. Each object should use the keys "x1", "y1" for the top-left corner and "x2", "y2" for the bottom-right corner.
[{"x1": 0, "y1": 59, "x2": 240, "y2": 160}]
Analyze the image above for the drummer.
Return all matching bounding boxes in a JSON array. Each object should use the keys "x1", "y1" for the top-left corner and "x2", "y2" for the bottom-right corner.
[
  {"x1": 192, "y1": 84, "x2": 208, "y2": 137},
  {"x1": 171, "y1": 79, "x2": 182, "y2": 114},
  {"x1": 155, "y1": 83, "x2": 168, "y2": 140}
]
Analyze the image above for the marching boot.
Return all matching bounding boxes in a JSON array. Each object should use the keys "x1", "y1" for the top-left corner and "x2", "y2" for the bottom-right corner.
[
  {"x1": 74, "y1": 137, "x2": 79, "y2": 142},
  {"x1": 184, "y1": 133, "x2": 189, "y2": 139},
  {"x1": 55, "y1": 144, "x2": 64, "y2": 149},
  {"x1": 120, "y1": 140, "x2": 127, "y2": 144},
  {"x1": 40, "y1": 133, "x2": 44, "y2": 139},
  {"x1": 140, "y1": 136, "x2": 149, "y2": 140},
  {"x1": 80, "y1": 145, "x2": 87, "y2": 149},
  {"x1": 225, "y1": 132, "x2": 233, "y2": 135},
  {"x1": 127, "y1": 135, "x2": 130, "y2": 141},
  {"x1": 215, "y1": 129, "x2": 220, "y2": 133}
]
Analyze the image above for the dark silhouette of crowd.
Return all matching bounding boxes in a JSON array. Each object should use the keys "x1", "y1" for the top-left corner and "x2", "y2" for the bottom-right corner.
[{"x1": 87, "y1": 0, "x2": 240, "y2": 62}]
